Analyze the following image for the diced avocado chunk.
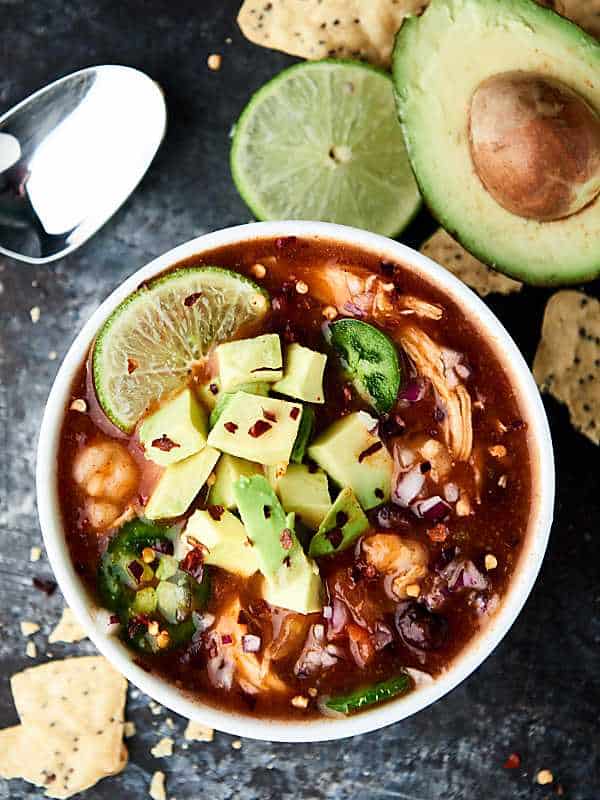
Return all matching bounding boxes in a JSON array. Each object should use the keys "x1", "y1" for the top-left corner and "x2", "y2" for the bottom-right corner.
[
  {"x1": 197, "y1": 377, "x2": 222, "y2": 411},
  {"x1": 309, "y1": 488, "x2": 370, "y2": 557},
  {"x1": 269, "y1": 463, "x2": 331, "y2": 530},
  {"x1": 139, "y1": 388, "x2": 208, "y2": 466},
  {"x1": 207, "y1": 392, "x2": 302, "y2": 466},
  {"x1": 325, "y1": 319, "x2": 401, "y2": 413},
  {"x1": 208, "y1": 454, "x2": 262, "y2": 510},
  {"x1": 273, "y1": 343, "x2": 327, "y2": 403},
  {"x1": 290, "y1": 406, "x2": 315, "y2": 464},
  {"x1": 233, "y1": 475, "x2": 323, "y2": 614},
  {"x1": 145, "y1": 446, "x2": 220, "y2": 519},
  {"x1": 155, "y1": 554, "x2": 179, "y2": 581},
  {"x1": 308, "y1": 412, "x2": 392, "y2": 509},
  {"x1": 217, "y1": 333, "x2": 283, "y2": 391},
  {"x1": 181, "y1": 508, "x2": 259, "y2": 578},
  {"x1": 209, "y1": 382, "x2": 270, "y2": 429}
]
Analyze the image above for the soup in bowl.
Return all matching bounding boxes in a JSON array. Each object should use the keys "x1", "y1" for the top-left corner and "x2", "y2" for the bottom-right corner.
[{"x1": 37, "y1": 221, "x2": 554, "y2": 741}]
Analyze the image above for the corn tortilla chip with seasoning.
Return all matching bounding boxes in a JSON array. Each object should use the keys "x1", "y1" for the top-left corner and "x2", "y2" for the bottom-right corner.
[
  {"x1": 0, "y1": 656, "x2": 128, "y2": 799},
  {"x1": 420, "y1": 229, "x2": 522, "y2": 297},
  {"x1": 533, "y1": 291, "x2": 600, "y2": 445},
  {"x1": 237, "y1": 0, "x2": 428, "y2": 67}
]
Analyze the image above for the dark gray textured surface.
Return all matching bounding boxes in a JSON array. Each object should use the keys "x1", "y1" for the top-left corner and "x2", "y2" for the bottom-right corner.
[{"x1": 0, "y1": 1, "x2": 598, "y2": 798}]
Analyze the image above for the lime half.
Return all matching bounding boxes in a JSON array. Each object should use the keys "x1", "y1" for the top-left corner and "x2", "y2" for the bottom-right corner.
[
  {"x1": 93, "y1": 268, "x2": 269, "y2": 432},
  {"x1": 231, "y1": 60, "x2": 421, "y2": 238}
]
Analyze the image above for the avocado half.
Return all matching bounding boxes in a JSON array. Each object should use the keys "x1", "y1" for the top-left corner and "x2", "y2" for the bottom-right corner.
[{"x1": 393, "y1": 0, "x2": 600, "y2": 285}]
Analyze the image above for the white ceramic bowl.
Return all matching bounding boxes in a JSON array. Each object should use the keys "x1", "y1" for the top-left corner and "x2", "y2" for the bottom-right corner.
[{"x1": 36, "y1": 221, "x2": 555, "y2": 742}]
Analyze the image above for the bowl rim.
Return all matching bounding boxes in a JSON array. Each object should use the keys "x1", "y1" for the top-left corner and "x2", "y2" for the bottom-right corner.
[{"x1": 36, "y1": 220, "x2": 555, "y2": 742}]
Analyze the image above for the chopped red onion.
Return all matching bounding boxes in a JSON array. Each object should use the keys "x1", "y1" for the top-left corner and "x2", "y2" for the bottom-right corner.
[
  {"x1": 443, "y1": 483, "x2": 459, "y2": 503},
  {"x1": 441, "y1": 558, "x2": 488, "y2": 592},
  {"x1": 128, "y1": 560, "x2": 144, "y2": 583},
  {"x1": 398, "y1": 377, "x2": 427, "y2": 403},
  {"x1": 313, "y1": 623, "x2": 325, "y2": 640},
  {"x1": 455, "y1": 363, "x2": 471, "y2": 380},
  {"x1": 242, "y1": 634, "x2": 262, "y2": 653},
  {"x1": 411, "y1": 496, "x2": 451, "y2": 521},
  {"x1": 329, "y1": 599, "x2": 349, "y2": 637},
  {"x1": 221, "y1": 634, "x2": 233, "y2": 645},
  {"x1": 393, "y1": 464, "x2": 426, "y2": 507},
  {"x1": 374, "y1": 621, "x2": 394, "y2": 651},
  {"x1": 322, "y1": 605, "x2": 333, "y2": 620}
]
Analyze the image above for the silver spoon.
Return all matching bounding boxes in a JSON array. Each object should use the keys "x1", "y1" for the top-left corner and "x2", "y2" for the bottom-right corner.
[{"x1": 0, "y1": 65, "x2": 167, "y2": 264}]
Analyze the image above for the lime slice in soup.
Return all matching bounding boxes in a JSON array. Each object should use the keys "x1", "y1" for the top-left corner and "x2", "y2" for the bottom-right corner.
[
  {"x1": 231, "y1": 60, "x2": 421, "y2": 238},
  {"x1": 93, "y1": 267, "x2": 269, "y2": 432}
]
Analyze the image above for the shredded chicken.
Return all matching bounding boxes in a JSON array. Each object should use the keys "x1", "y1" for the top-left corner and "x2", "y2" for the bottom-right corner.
[
  {"x1": 73, "y1": 440, "x2": 139, "y2": 530},
  {"x1": 396, "y1": 296, "x2": 443, "y2": 320},
  {"x1": 399, "y1": 326, "x2": 473, "y2": 461},
  {"x1": 362, "y1": 534, "x2": 429, "y2": 601},
  {"x1": 207, "y1": 599, "x2": 288, "y2": 695}
]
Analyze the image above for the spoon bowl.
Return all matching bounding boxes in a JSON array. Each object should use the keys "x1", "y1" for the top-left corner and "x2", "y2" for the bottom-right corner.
[{"x1": 0, "y1": 65, "x2": 166, "y2": 264}]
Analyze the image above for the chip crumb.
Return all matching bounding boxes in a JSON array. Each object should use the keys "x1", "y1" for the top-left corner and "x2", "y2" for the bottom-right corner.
[
  {"x1": 150, "y1": 701, "x2": 164, "y2": 716},
  {"x1": 29, "y1": 306, "x2": 41, "y2": 323},
  {"x1": 165, "y1": 717, "x2": 174, "y2": 729},
  {"x1": 405, "y1": 583, "x2": 421, "y2": 598},
  {"x1": 48, "y1": 350, "x2": 57, "y2": 361},
  {"x1": 322, "y1": 305, "x2": 338, "y2": 321},
  {"x1": 124, "y1": 721, "x2": 136, "y2": 738},
  {"x1": 25, "y1": 641, "x2": 37, "y2": 658},
  {"x1": 184, "y1": 720, "x2": 214, "y2": 742},
  {"x1": 295, "y1": 280, "x2": 309, "y2": 295},
  {"x1": 151, "y1": 736, "x2": 174, "y2": 758},
  {"x1": 49, "y1": 607, "x2": 87, "y2": 644},
  {"x1": 20, "y1": 621, "x2": 40, "y2": 637},
  {"x1": 70, "y1": 398, "x2": 87, "y2": 413},
  {"x1": 489, "y1": 444, "x2": 507, "y2": 458},
  {"x1": 536, "y1": 769, "x2": 554, "y2": 786},
  {"x1": 250, "y1": 262, "x2": 267, "y2": 279},
  {"x1": 421, "y1": 229, "x2": 522, "y2": 297},
  {"x1": 498, "y1": 474, "x2": 508, "y2": 489},
  {"x1": 207, "y1": 53, "x2": 222, "y2": 70},
  {"x1": 29, "y1": 546, "x2": 42, "y2": 562},
  {"x1": 149, "y1": 770, "x2": 167, "y2": 800},
  {"x1": 231, "y1": 739, "x2": 242, "y2": 750}
]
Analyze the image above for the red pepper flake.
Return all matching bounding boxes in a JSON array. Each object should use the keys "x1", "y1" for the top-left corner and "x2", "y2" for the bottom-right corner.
[
  {"x1": 290, "y1": 407, "x2": 300, "y2": 420},
  {"x1": 209, "y1": 383, "x2": 219, "y2": 395},
  {"x1": 263, "y1": 505, "x2": 272, "y2": 519},
  {"x1": 224, "y1": 421, "x2": 238, "y2": 433},
  {"x1": 503, "y1": 753, "x2": 521, "y2": 770},
  {"x1": 109, "y1": 614, "x2": 120, "y2": 625},
  {"x1": 248, "y1": 419, "x2": 272, "y2": 438},
  {"x1": 374, "y1": 488, "x2": 385, "y2": 500},
  {"x1": 325, "y1": 528, "x2": 343, "y2": 549},
  {"x1": 184, "y1": 292, "x2": 202, "y2": 307},
  {"x1": 358, "y1": 441, "x2": 383, "y2": 463},
  {"x1": 427, "y1": 523, "x2": 449, "y2": 543},
  {"x1": 151, "y1": 434, "x2": 180, "y2": 452},
  {"x1": 127, "y1": 613, "x2": 149, "y2": 638},
  {"x1": 32, "y1": 577, "x2": 57, "y2": 595},
  {"x1": 336, "y1": 511, "x2": 349, "y2": 527},
  {"x1": 262, "y1": 408, "x2": 277, "y2": 422},
  {"x1": 180, "y1": 548, "x2": 204, "y2": 583},
  {"x1": 127, "y1": 358, "x2": 138, "y2": 374},
  {"x1": 342, "y1": 383, "x2": 353, "y2": 405},
  {"x1": 221, "y1": 634, "x2": 233, "y2": 645},
  {"x1": 280, "y1": 528, "x2": 293, "y2": 550},
  {"x1": 207, "y1": 505, "x2": 225, "y2": 521}
]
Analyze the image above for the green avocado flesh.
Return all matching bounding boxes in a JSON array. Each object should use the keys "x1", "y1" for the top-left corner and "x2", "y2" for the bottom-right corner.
[{"x1": 393, "y1": 0, "x2": 600, "y2": 284}]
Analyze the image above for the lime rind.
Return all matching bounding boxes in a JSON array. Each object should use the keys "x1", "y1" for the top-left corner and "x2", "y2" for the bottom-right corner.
[
  {"x1": 231, "y1": 60, "x2": 421, "y2": 239},
  {"x1": 93, "y1": 267, "x2": 269, "y2": 432}
]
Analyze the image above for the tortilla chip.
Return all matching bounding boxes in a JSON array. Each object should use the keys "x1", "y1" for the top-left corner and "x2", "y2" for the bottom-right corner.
[
  {"x1": 533, "y1": 291, "x2": 600, "y2": 445},
  {"x1": 48, "y1": 607, "x2": 87, "y2": 644},
  {"x1": 237, "y1": 0, "x2": 427, "y2": 67},
  {"x1": 0, "y1": 724, "x2": 128, "y2": 799},
  {"x1": 150, "y1": 770, "x2": 167, "y2": 800},
  {"x1": 0, "y1": 656, "x2": 128, "y2": 798},
  {"x1": 420, "y1": 229, "x2": 523, "y2": 297}
]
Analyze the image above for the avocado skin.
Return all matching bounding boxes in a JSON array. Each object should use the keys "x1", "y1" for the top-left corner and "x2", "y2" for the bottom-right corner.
[{"x1": 392, "y1": 0, "x2": 600, "y2": 285}]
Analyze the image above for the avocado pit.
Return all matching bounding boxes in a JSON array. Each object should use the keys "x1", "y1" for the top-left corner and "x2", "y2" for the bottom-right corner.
[{"x1": 469, "y1": 72, "x2": 600, "y2": 221}]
